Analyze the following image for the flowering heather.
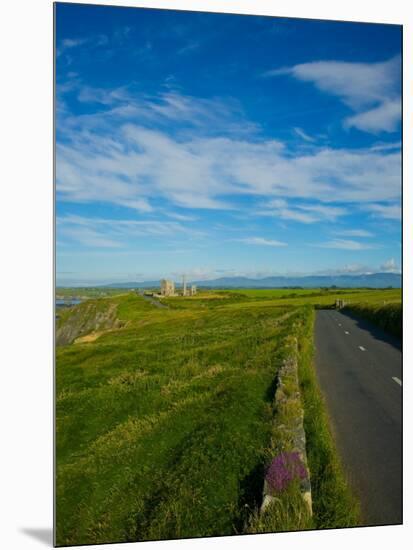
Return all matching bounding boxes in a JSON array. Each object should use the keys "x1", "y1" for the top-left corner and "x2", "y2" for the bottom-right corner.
[{"x1": 265, "y1": 452, "x2": 308, "y2": 494}]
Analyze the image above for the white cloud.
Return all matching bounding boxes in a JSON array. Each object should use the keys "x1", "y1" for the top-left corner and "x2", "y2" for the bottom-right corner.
[
  {"x1": 267, "y1": 199, "x2": 287, "y2": 208},
  {"x1": 164, "y1": 212, "x2": 198, "y2": 221},
  {"x1": 367, "y1": 203, "x2": 401, "y2": 220},
  {"x1": 237, "y1": 237, "x2": 287, "y2": 247},
  {"x1": 316, "y1": 263, "x2": 373, "y2": 275},
  {"x1": 335, "y1": 229, "x2": 374, "y2": 238},
  {"x1": 260, "y1": 200, "x2": 346, "y2": 224},
  {"x1": 345, "y1": 99, "x2": 401, "y2": 133},
  {"x1": 380, "y1": 258, "x2": 400, "y2": 273},
  {"x1": 315, "y1": 239, "x2": 375, "y2": 250},
  {"x1": 277, "y1": 209, "x2": 319, "y2": 223},
  {"x1": 61, "y1": 38, "x2": 87, "y2": 49},
  {"x1": 57, "y1": 35, "x2": 108, "y2": 58},
  {"x1": 369, "y1": 142, "x2": 401, "y2": 152},
  {"x1": 293, "y1": 127, "x2": 315, "y2": 142},
  {"x1": 57, "y1": 215, "x2": 203, "y2": 248},
  {"x1": 59, "y1": 224, "x2": 122, "y2": 248},
  {"x1": 266, "y1": 56, "x2": 401, "y2": 134},
  {"x1": 177, "y1": 41, "x2": 200, "y2": 55},
  {"x1": 71, "y1": 87, "x2": 259, "y2": 137},
  {"x1": 299, "y1": 203, "x2": 346, "y2": 218},
  {"x1": 272, "y1": 57, "x2": 399, "y2": 108},
  {"x1": 56, "y1": 88, "x2": 401, "y2": 215}
]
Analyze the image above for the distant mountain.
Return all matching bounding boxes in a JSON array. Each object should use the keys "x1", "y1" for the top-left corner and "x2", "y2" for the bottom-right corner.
[
  {"x1": 105, "y1": 280, "x2": 160, "y2": 289},
  {"x1": 195, "y1": 273, "x2": 401, "y2": 288},
  {"x1": 105, "y1": 272, "x2": 401, "y2": 289},
  {"x1": 193, "y1": 273, "x2": 401, "y2": 289}
]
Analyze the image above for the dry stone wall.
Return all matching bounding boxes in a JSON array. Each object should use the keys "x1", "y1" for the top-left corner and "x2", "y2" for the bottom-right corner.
[{"x1": 261, "y1": 336, "x2": 312, "y2": 515}]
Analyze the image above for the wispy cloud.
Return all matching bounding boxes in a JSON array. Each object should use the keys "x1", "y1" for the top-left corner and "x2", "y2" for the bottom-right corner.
[
  {"x1": 260, "y1": 199, "x2": 346, "y2": 223},
  {"x1": 265, "y1": 56, "x2": 401, "y2": 134},
  {"x1": 177, "y1": 41, "x2": 200, "y2": 55},
  {"x1": 315, "y1": 263, "x2": 374, "y2": 275},
  {"x1": 56, "y1": 87, "x2": 401, "y2": 214},
  {"x1": 298, "y1": 203, "x2": 346, "y2": 219},
  {"x1": 367, "y1": 203, "x2": 401, "y2": 220},
  {"x1": 265, "y1": 57, "x2": 399, "y2": 108},
  {"x1": 61, "y1": 38, "x2": 87, "y2": 50},
  {"x1": 277, "y1": 209, "x2": 319, "y2": 223},
  {"x1": 334, "y1": 229, "x2": 374, "y2": 238},
  {"x1": 314, "y1": 239, "x2": 375, "y2": 250},
  {"x1": 345, "y1": 99, "x2": 401, "y2": 133},
  {"x1": 56, "y1": 80, "x2": 401, "y2": 245},
  {"x1": 57, "y1": 215, "x2": 204, "y2": 248},
  {"x1": 164, "y1": 212, "x2": 198, "y2": 221},
  {"x1": 236, "y1": 237, "x2": 287, "y2": 247},
  {"x1": 293, "y1": 127, "x2": 315, "y2": 142},
  {"x1": 59, "y1": 224, "x2": 122, "y2": 248},
  {"x1": 57, "y1": 34, "x2": 108, "y2": 58},
  {"x1": 369, "y1": 142, "x2": 401, "y2": 152}
]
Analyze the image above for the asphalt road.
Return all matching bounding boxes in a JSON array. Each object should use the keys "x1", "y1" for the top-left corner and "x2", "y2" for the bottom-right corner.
[{"x1": 314, "y1": 309, "x2": 402, "y2": 526}]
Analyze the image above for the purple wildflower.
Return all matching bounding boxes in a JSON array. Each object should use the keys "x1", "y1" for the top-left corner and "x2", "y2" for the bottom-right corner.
[{"x1": 265, "y1": 452, "x2": 308, "y2": 494}]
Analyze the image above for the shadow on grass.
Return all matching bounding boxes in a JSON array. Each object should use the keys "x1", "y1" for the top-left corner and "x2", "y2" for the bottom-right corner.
[
  {"x1": 234, "y1": 462, "x2": 265, "y2": 533},
  {"x1": 265, "y1": 376, "x2": 278, "y2": 403}
]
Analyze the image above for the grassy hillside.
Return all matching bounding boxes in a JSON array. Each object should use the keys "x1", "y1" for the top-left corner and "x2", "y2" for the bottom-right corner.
[
  {"x1": 56, "y1": 288, "x2": 398, "y2": 545},
  {"x1": 57, "y1": 293, "x2": 301, "y2": 544},
  {"x1": 56, "y1": 296, "x2": 130, "y2": 345},
  {"x1": 56, "y1": 287, "x2": 131, "y2": 299}
]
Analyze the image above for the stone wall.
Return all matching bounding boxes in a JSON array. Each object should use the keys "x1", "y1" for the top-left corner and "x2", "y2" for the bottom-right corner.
[{"x1": 260, "y1": 336, "x2": 312, "y2": 515}]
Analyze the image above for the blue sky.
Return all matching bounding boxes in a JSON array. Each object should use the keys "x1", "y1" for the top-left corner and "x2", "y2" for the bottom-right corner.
[{"x1": 55, "y1": 3, "x2": 402, "y2": 285}]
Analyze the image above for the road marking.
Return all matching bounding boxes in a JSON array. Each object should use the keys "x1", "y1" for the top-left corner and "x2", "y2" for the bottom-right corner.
[
  {"x1": 344, "y1": 331, "x2": 350, "y2": 335},
  {"x1": 392, "y1": 377, "x2": 402, "y2": 387},
  {"x1": 358, "y1": 346, "x2": 366, "y2": 351}
]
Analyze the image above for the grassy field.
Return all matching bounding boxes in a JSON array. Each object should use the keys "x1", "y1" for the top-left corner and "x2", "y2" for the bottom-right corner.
[
  {"x1": 56, "y1": 287, "x2": 400, "y2": 545},
  {"x1": 56, "y1": 287, "x2": 132, "y2": 299}
]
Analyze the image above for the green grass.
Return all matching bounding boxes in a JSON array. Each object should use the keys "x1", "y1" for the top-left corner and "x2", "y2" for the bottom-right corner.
[
  {"x1": 56, "y1": 293, "x2": 303, "y2": 545},
  {"x1": 231, "y1": 288, "x2": 401, "y2": 309},
  {"x1": 245, "y1": 312, "x2": 315, "y2": 534},
  {"x1": 245, "y1": 306, "x2": 360, "y2": 533},
  {"x1": 246, "y1": 481, "x2": 312, "y2": 533},
  {"x1": 56, "y1": 288, "x2": 399, "y2": 545},
  {"x1": 57, "y1": 287, "x2": 131, "y2": 298},
  {"x1": 296, "y1": 308, "x2": 360, "y2": 528}
]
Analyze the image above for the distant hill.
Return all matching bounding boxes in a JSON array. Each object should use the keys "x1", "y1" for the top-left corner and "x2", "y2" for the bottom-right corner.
[
  {"x1": 105, "y1": 272, "x2": 401, "y2": 289},
  {"x1": 105, "y1": 280, "x2": 160, "y2": 289}
]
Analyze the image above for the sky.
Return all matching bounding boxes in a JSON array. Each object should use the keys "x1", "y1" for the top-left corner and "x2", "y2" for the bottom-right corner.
[{"x1": 55, "y1": 3, "x2": 402, "y2": 285}]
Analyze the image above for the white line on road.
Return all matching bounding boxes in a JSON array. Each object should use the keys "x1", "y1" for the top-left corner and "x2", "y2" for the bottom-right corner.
[
  {"x1": 338, "y1": 323, "x2": 342, "y2": 327},
  {"x1": 359, "y1": 346, "x2": 366, "y2": 351},
  {"x1": 392, "y1": 377, "x2": 402, "y2": 387},
  {"x1": 345, "y1": 331, "x2": 350, "y2": 335}
]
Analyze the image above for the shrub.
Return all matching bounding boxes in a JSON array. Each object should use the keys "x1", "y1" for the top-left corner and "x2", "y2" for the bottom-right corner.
[
  {"x1": 265, "y1": 452, "x2": 308, "y2": 495},
  {"x1": 343, "y1": 302, "x2": 402, "y2": 339}
]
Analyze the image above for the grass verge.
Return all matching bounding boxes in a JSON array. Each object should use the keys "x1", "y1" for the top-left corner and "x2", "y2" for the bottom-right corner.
[
  {"x1": 246, "y1": 480, "x2": 312, "y2": 533},
  {"x1": 246, "y1": 309, "x2": 314, "y2": 534},
  {"x1": 297, "y1": 307, "x2": 360, "y2": 529},
  {"x1": 342, "y1": 302, "x2": 402, "y2": 340}
]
